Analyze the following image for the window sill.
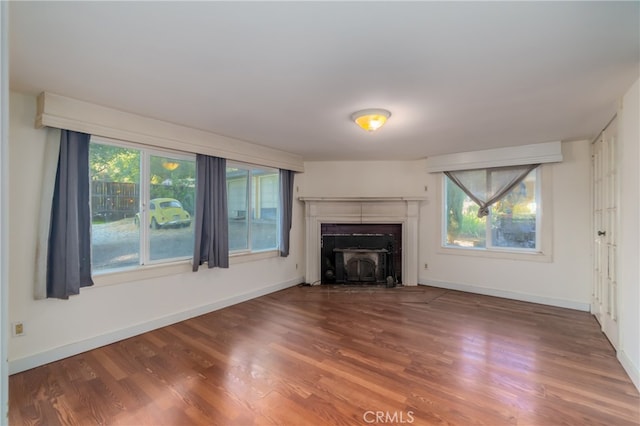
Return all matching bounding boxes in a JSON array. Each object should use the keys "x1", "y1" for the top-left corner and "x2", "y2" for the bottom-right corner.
[
  {"x1": 229, "y1": 249, "x2": 280, "y2": 264},
  {"x1": 92, "y1": 260, "x2": 193, "y2": 287},
  {"x1": 91, "y1": 250, "x2": 281, "y2": 287},
  {"x1": 437, "y1": 245, "x2": 552, "y2": 262}
]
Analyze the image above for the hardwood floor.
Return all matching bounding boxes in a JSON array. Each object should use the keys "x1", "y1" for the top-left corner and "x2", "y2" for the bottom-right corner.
[{"x1": 9, "y1": 285, "x2": 640, "y2": 425}]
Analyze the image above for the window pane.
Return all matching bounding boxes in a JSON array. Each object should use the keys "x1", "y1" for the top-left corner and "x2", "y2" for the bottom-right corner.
[
  {"x1": 90, "y1": 144, "x2": 140, "y2": 271},
  {"x1": 148, "y1": 155, "x2": 196, "y2": 261},
  {"x1": 490, "y1": 170, "x2": 537, "y2": 249},
  {"x1": 251, "y1": 170, "x2": 279, "y2": 251},
  {"x1": 445, "y1": 177, "x2": 486, "y2": 248},
  {"x1": 227, "y1": 167, "x2": 249, "y2": 251}
]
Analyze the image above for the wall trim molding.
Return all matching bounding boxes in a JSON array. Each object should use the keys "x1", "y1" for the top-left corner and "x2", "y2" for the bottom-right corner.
[
  {"x1": 618, "y1": 349, "x2": 640, "y2": 392},
  {"x1": 419, "y1": 278, "x2": 591, "y2": 312},
  {"x1": 35, "y1": 92, "x2": 304, "y2": 172},
  {"x1": 8, "y1": 277, "x2": 303, "y2": 375}
]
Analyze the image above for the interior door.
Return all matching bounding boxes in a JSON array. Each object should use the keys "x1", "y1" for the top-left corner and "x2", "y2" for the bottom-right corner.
[{"x1": 592, "y1": 117, "x2": 619, "y2": 348}]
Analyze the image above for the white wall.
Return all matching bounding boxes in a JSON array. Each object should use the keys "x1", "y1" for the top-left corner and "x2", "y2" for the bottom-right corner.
[
  {"x1": 8, "y1": 92, "x2": 305, "y2": 373},
  {"x1": 618, "y1": 77, "x2": 640, "y2": 389},
  {"x1": 302, "y1": 160, "x2": 430, "y2": 198},
  {"x1": 0, "y1": 1, "x2": 9, "y2": 421},
  {"x1": 304, "y1": 142, "x2": 593, "y2": 311}
]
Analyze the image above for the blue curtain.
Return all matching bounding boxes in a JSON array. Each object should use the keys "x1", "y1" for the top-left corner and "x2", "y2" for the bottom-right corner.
[
  {"x1": 193, "y1": 155, "x2": 229, "y2": 270},
  {"x1": 279, "y1": 169, "x2": 295, "y2": 257},
  {"x1": 46, "y1": 130, "x2": 94, "y2": 299}
]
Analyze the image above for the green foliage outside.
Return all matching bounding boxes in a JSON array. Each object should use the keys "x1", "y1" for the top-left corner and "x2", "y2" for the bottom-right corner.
[
  {"x1": 89, "y1": 143, "x2": 197, "y2": 219},
  {"x1": 457, "y1": 205, "x2": 486, "y2": 245},
  {"x1": 446, "y1": 181, "x2": 485, "y2": 246},
  {"x1": 446, "y1": 177, "x2": 534, "y2": 247},
  {"x1": 89, "y1": 143, "x2": 195, "y2": 185},
  {"x1": 90, "y1": 144, "x2": 140, "y2": 183},
  {"x1": 446, "y1": 179, "x2": 464, "y2": 241}
]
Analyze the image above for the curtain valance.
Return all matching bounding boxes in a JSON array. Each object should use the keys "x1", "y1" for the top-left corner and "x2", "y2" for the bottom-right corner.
[{"x1": 444, "y1": 164, "x2": 539, "y2": 218}]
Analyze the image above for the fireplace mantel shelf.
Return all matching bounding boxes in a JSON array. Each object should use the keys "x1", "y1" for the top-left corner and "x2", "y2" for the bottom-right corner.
[{"x1": 299, "y1": 196, "x2": 427, "y2": 202}]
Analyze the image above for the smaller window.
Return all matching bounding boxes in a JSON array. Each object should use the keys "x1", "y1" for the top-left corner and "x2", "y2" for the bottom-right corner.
[
  {"x1": 444, "y1": 168, "x2": 540, "y2": 251},
  {"x1": 227, "y1": 164, "x2": 279, "y2": 254}
]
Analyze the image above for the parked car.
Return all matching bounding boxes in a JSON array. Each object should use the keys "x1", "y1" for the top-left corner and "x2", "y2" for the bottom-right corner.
[{"x1": 134, "y1": 198, "x2": 191, "y2": 229}]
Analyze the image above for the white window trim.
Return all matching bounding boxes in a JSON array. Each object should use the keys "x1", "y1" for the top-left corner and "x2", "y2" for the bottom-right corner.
[
  {"x1": 229, "y1": 249, "x2": 279, "y2": 264},
  {"x1": 141, "y1": 149, "x2": 195, "y2": 266},
  {"x1": 91, "y1": 260, "x2": 193, "y2": 287},
  {"x1": 226, "y1": 161, "x2": 280, "y2": 256},
  {"x1": 91, "y1": 250, "x2": 280, "y2": 288},
  {"x1": 437, "y1": 164, "x2": 553, "y2": 262}
]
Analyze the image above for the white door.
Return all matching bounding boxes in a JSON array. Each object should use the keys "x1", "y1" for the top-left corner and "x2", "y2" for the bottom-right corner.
[{"x1": 592, "y1": 117, "x2": 619, "y2": 348}]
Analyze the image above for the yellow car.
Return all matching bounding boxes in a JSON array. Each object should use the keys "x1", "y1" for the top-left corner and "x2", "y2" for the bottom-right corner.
[{"x1": 135, "y1": 198, "x2": 191, "y2": 229}]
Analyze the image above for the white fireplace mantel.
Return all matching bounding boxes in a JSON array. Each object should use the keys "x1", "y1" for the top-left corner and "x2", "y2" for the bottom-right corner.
[{"x1": 299, "y1": 197, "x2": 426, "y2": 286}]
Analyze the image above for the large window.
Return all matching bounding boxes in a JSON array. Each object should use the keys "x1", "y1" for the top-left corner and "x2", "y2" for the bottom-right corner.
[
  {"x1": 444, "y1": 168, "x2": 539, "y2": 251},
  {"x1": 227, "y1": 164, "x2": 279, "y2": 253},
  {"x1": 89, "y1": 140, "x2": 282, "y2": 273},
  {"x1": 90, "y1": 140, "x2": 196, "y2": 272}
]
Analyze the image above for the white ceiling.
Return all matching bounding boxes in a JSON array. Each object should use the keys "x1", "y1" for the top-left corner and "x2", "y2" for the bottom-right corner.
[{"x1": 9, "y1": 1, "x2": 640, "y2": 161}]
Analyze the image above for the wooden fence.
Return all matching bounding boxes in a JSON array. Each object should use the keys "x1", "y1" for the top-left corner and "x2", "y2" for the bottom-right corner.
[{"x1": 91, "y1": 181, "x2": 139, "y2": 222}]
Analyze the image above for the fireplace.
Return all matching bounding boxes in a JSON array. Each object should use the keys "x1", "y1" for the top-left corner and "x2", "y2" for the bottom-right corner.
[
  {"x1": 321, "y1": 224, "x2": 402, "y2": 285},
  {"x1": 341, "y1": 250, "x2": 380, "y2": 282},
  {"x1": 300, "y1": 197, "x2": 424, "y2": 286}
]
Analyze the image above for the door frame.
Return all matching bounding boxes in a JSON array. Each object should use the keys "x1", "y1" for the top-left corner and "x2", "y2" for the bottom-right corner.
[{"x1": 591, "y1": 115, "x2": 620, "y2": 349}]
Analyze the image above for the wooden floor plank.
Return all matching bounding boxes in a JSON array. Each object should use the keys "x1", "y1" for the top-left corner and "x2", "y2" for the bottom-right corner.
[{"x1": 9, "y1": 285, "x2": 640, "y2": 425}]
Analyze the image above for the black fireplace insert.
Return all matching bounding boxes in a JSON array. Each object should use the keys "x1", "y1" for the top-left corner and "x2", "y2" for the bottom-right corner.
[{"x1": 321, "y1": 227, "x2": 400, "y2": 286}]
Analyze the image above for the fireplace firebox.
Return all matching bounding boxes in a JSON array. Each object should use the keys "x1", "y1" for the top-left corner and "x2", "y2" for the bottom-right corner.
[{"x1": 321, "y1": 224, "x2": 401, "y2": 286}]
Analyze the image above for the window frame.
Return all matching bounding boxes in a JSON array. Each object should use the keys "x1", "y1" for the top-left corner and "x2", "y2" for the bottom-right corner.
[
  {"x1": 438, "y1": 165, "x2": 553, "y2": 262},
  {"x1": 141, "y1": 147, "x2": 197, "y2": 266},
  {"x1": 89, "y1": 136, "x2": 197, "y2": 274},
  {"x1": 89, "y1": 140, "x2": 283, "y2": 286},
  {"x1": 226, "y1": 161, "x2": 280, "y2": 256}
]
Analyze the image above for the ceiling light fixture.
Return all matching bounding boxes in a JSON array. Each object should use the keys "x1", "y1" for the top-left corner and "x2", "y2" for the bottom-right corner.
[{"x1": 351, "y1": 108, "x2": 391, "y2": 132}]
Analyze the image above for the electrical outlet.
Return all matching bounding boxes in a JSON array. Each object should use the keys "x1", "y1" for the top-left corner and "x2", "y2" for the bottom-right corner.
[{"x1": 12, "y1": 322, "x2": 25, "y2": 337}]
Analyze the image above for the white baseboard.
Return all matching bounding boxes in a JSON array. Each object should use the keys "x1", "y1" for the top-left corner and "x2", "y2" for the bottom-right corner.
[
  {"x1": 9, "y1": 277, "x2": 303, "y2": 375},
  {"x1": 618, "y1": 349, "x2": 640, "y2": 392},
  {"x1": 419, "y1": 278, "x2": 591, "y2": 312}
]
